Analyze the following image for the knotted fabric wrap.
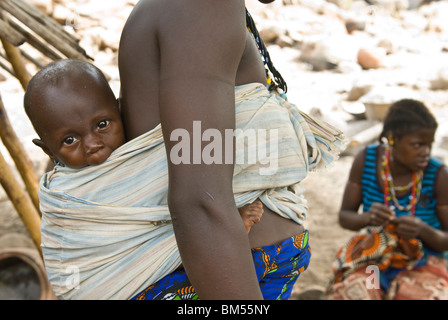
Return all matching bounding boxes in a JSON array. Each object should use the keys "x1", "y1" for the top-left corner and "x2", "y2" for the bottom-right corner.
[{"x1": 39, "y1": 83, "x2": 346, "y2": 299}]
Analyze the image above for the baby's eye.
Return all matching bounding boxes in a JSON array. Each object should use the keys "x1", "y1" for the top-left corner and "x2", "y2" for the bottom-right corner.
[
  {"x1": 98, "y1": 120, "x2": 110, "y2": 129},
  {"x1": 63, "y1": 136, "x2": 77, "y2": 145}
]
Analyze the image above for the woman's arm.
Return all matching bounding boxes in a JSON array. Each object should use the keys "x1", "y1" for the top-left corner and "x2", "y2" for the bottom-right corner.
[
  {"x1": 339, "y1": 148, "x2": 395, "y2": 231},
  {"x1": 395, "y1": 165, "x2": 448, "y2": 252},
  {"x1": 157, "y1": 0, "x2": 262, "y2": 299}
]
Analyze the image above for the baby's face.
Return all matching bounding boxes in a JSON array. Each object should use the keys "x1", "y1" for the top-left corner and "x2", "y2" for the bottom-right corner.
[{"x1": 37, "y1": 82, "x2": 125, "y2": 169}]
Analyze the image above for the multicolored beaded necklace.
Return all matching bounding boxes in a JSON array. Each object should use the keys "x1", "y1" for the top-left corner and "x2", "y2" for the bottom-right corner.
[{"x1": 380, "y1": 138, "x2": 423, "y2": 216}]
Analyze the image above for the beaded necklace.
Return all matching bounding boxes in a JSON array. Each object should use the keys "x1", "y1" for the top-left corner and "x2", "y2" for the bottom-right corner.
[
  {"x1": 381, "y1": 138, "x2": 423, "y2": 216},
  {"x1": 246, "y1": 9, "x2": 288, "y2": 97}
]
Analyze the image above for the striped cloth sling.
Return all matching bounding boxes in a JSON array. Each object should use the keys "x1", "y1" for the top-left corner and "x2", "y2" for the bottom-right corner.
[{"x1": 39, "y1": 83, "x2": 346, "y2": 299}]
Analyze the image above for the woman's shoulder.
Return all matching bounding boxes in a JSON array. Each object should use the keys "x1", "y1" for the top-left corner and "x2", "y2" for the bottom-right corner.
[
  {"x1": 366, "y1": 143, "x2": 380, "y2": 152},
  {"x1": 355, "y1": 143, "x2": 380, "y2": 164},
  {"x1": 429, "y1": 156, "x2": 445, "y2": 168},
  {"x1": 349, "y1": 144, "x2": 377, "y2": 178}
]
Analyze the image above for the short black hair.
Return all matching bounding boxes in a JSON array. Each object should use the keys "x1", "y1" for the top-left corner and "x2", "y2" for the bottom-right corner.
[
  {"x1": 24, "y1": 59, "x2": 110, "y2": 117},
  {"x1": 379, "y1": 99, "x2": 438, "y2": 142},
  {"x1": 23, "y1": 59, "x2": 114, "y2": 139}
]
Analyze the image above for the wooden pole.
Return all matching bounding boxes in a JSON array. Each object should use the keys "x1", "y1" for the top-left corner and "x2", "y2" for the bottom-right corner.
[
  {"x1": 1, "y1": 37, "x2": 30, "y2": 89},
  {"x1": 12, "y1": 0, "x2": 82, "y2": 50},
  {"x1": 7, "y1": 18, "x2": 64, "y2": 61},
  {"x1": 0, "y1": 17, "x2": 25, "y2": 46},
  {"x1": 0, "y1": 0, "x2": 90, "y2": 61},
  {"x1": 19, "y1": 47, "x2": 46, "y2": 69},
  {"x1": 0, "y1": 92, "x2": 40, "y2": 212},
  {"x1": 0, "y1": 149, "x2": 42, "y2": 256},
  {"x1": 0, "y1": 54, "x2": 16, "y2": 77},
  {"x1": 8, "y1": 0, "x2": 81, "y2": 48}
]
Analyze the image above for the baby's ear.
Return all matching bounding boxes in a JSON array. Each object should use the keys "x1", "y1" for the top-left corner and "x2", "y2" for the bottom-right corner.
[{"x1": 32, "y1": 138, "x2": 55, "y2": 160}]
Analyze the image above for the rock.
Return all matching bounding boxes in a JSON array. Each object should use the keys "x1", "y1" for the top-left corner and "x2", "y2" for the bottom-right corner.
[
  {"x1": 291, "y1": 285, "x2": 326, "y2": 300},
  {"x1": 52, "y1": 4, "x2": 75, "y2": 26},
  {"x1": 407, "y1": 0, "x2": 424, "y2": 9},
  {"x1": 347, "y1": 80, "x2": 373, "y2": 101},
  {"x1": 337, "y1": 60, "x2": 363, "y2": 73},
  {"x1": 365, "y1": 0, "x2": 409, "y2": 13},
  {"x1": 430, "y1": 67, "x2": 448, "y2": 90},
  {"x1": 360, "y1": 85, "x2": 420, "y2": 105},
  {"x1": 326, "y1": 0, "x2": 354, "y2": 10},
  {"x1": 259, "y1": 25, "x2": 285, "y2": 43},
  {"x1": 275, "y1": 34, "x2": 295, "y2": 47},
  {"x1": 26, "y1": 0, "x2": 54, "y2": 15},
  {"x1": 357, "y1": 47, "x2": 385, "y2": 69},
  {"x1": 425, "y1": 5, "x2": 448, "y2": 34},
  {"x1": 401, "y1": 11, "x2": 428, "y2": 32},
  {"x1": 299, "y1": 34, "x2": 360, "y2": 71},
  {"x1": 288, "y1": 30, "x2": 304, "y2": 43},
  {"x1": 341, "y1": 101, "x2": 367, "y2": 119},
  {"x1": 99, "y1": 29, "x2": 121, "y2": 51},
  {"x1": 345, "y1": 18, "x2": 366, "y2": 34},
  {"x1": 360, "y1": 85, "x2": 420, "y2": 120},
  {"x1": 377, "y1": 38, "x2": 395, "y2": 54}
]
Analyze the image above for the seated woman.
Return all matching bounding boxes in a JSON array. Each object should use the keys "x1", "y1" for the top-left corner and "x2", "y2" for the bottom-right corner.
[{"x1": 329, "y1": 99, "x2": 448, "y2": 300}]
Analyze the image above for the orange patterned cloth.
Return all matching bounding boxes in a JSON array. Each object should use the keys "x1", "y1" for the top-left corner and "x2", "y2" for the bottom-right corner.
[{"x1": 332, "y1": 223, "x2": 423, "y2": 284}]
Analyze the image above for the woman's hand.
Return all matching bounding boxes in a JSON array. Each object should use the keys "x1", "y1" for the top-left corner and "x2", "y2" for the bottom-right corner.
[
  {"x1": 393, "y1": 215, "x2": 424, "y2": 239},
  {"x1": 367, "y1": 202, "x2": 395, "y2": 226}
]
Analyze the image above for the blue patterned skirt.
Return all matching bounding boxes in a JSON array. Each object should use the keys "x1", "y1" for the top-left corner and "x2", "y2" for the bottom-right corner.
[{"x1": 131, "y1": 230, "x2": 311, "y2": 300}]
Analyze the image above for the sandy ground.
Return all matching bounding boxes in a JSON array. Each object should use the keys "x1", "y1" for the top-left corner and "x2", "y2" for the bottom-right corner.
[{"x1": 1, "y1": 0, "x2": 448, "y2": 300}]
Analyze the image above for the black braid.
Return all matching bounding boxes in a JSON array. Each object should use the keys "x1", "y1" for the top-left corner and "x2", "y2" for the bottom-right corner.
[
  {"x1": 246, "y1": 9, "x2": 287, "y2": 94},
  {"x1": 379, "y1": 99, "x2": 438, "y2": 142}
]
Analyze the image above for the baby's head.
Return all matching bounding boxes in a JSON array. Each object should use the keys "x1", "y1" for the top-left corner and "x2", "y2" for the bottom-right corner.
[{"x1": 24, "y1": 59, "x2": 125, "y2": 169}]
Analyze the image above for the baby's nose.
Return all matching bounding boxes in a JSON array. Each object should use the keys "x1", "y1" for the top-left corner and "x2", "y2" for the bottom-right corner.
[{"x1": 84, "y1": 135, "x2": 103, "y2": 154}]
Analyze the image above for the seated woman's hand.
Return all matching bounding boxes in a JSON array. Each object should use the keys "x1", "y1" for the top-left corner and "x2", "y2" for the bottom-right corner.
[
  {"x1": 367, "y1": 202, "x2": 395, "y2": 226},
  {"x1": 393, "y1": 215, "x2": 424, "y2": 239}
]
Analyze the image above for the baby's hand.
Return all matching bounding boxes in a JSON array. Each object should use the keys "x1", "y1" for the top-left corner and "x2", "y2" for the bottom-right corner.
[{"x1": 239, "y1": 200, "x2": 264, "y2": 233}]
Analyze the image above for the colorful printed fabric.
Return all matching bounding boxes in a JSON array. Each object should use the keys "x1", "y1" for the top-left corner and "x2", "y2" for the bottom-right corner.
[
  {"x1": 252, "y1": 230, "x2": 311, "y2": 300},
  {"x1": 131, "y1": 269, "x2": 197, "y2": 300},
  {"x1": 328, "y1": 269, "x2": 383, "y2": 300},
  {"x1": 131, "y1": 231, "x2": 311, "y2": 300},
  {"x1": 329, "y1": 255, "x2": 448, "y2": 300},
  {"x1": 332, "y1": 223, "x2": 423, "y2": 284},
  {"x1": 387, "y1": 255, "x2": 448, "y2": 300},
  {"x1": 328, "y1": 223, "x2": 448, "y2": 300}
]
